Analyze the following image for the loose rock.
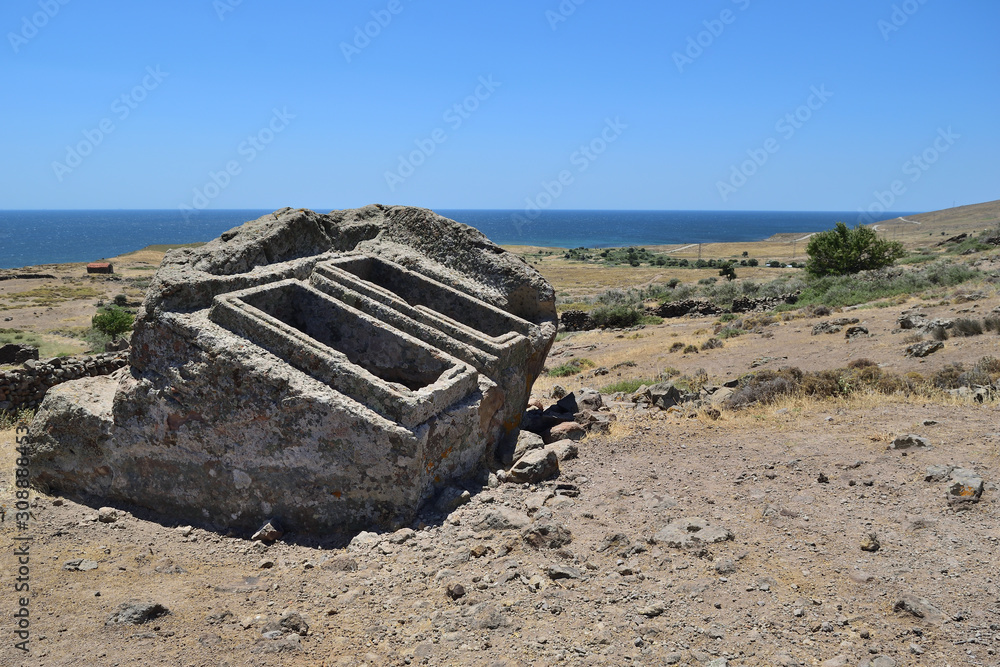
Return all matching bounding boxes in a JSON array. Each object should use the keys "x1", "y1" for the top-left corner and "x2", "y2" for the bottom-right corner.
[{"x1": 106, "y1": 600, "x2": 169, "y2": 625}]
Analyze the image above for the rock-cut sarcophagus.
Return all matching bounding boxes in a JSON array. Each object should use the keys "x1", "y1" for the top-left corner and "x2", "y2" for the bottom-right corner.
[{"x1": 26, "y1": 206, "x2": 557, "y2": 536}]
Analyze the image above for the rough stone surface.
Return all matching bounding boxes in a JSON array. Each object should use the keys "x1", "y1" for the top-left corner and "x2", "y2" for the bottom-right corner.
[
  {"x1": 946, "y1": 467, "x2": 984, "y2": 504},
  {"x1": 521, "y1": 521, "x2": 572, "y2": 549},
  {"x1": 924, "y1": 465, "x2": 954, "y2": 482},
  {"x1": 544, "y1": 439, "x2": 579, "y2": 462},
  {"x1": 471, "y1": 509, "x2": 528, "y2": 533},
  {"x1": 644, "y1": 382, "x2": 683, "y2": 410},
  {"x1": 512, "y1": 430, "x2": 545, "y2": 463},
  {"x1": 905, "y1": 340, "x2": 944, "y2": 358},
  {"x1": 545, "y1": 420, "x2": 586, "y2": 443},
  {"x1": 893, "y1": 595, "x2": 945, "y2": 624},
  {"x1": 25, "y1": 206, "x2": 557, "y2": 537},
  {"x1": 106, "y1": 600, "x2": 170, "y2": 625},
  {"x1": 251, "y1": 519, "x2": 284, "y2": 543},
  {"x1": 652, "y1": 518, "x2": 733, "y2": 548},
  {"x1": 507, "y1": 448, "x2": 559, "y2": 484}
]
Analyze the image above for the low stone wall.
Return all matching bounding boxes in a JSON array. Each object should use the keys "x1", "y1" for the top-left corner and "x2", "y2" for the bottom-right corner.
[
  {"x1": 0, "y1": 352, "x2": 128, "y2": 412},
  {"x1": 559, "y1": 310, "x2": 595, "y2": 332}
]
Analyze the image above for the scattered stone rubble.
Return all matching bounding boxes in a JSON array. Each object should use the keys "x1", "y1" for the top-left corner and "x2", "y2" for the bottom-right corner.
[
  {"x1": 607, "y1": 379, "x2": 737, "y2": 415},
  {"x1": 25, "y1": 206, "x2": 558, "y2": 536},
  {"x1": 896, "y1": 311, "x2": 954, "y2": 334},
  {"x1": 498, "y1": 388, "x2": 613, "y2": 483},
  {"x1": 811, "y1": 318, "x2": 860, "y2": 335}
]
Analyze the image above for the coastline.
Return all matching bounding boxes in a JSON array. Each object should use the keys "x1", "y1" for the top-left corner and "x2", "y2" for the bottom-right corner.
[
  {"x1": 0, "y1": 208, "x2": 924, "y2": 270},
  {"x1": 2, "y1": 200, "x2": 997, "y2": 275}
]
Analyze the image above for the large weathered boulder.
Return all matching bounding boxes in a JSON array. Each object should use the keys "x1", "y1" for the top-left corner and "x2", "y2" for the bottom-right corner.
[{"x1": 25, "y1": 206, "x2": 557, "y2": 537}]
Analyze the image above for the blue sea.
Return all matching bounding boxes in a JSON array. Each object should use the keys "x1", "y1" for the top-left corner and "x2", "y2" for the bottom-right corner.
[{"x1": 0, "y1": 209, "x2": 918, "y2": 270}]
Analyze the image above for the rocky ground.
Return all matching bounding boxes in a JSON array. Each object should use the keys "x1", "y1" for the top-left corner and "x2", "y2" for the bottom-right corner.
[
  {"x1": 2, "y1": 235, "x2": 1000, "y2": 666},
  {"x1": 1, "y1": 363, "x2": 998, "y2": 666}
]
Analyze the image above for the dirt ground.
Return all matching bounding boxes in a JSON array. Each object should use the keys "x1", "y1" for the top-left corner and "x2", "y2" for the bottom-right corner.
[
  {"x1": 1, "y1": 287, "x2": 999, "y2": 666},
  {"x1": 1, "y1": 208, "x2": 999, "y2": 666},
  {"x1": 0, "y1": 387, "x2": 997, "y2": 666}
]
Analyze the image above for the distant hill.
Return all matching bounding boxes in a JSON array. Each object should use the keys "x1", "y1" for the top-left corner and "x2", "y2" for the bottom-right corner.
[
  {"x1": 869, "y1": 199, "x2": 1000, "y2": 247},
  {"x1": 905, "y1": 199, "x2": 1000, "y2": 229}
]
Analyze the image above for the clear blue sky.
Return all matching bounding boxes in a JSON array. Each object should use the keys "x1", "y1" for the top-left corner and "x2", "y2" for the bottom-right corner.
[{"x1": 2, "y1": 0, "x2": 997, "y2": 212}]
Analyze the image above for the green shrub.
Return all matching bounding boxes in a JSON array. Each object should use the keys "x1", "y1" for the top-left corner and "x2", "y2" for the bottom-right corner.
[
  {"x1": 113, "y1": 294, "x2": 129, "y2": 307},
  {"x1": 669, "y1": 342, "x2": 685, "y2": 353},
  {"x1": 590, "y1": 305, "x2": 645, "y2": 329},
  {"x1": 795, "y1": 261, "x2": 981, "y2": 309},
  {"x1": 92, "y1": 305, "x2": 134, "y2": 339},
  {"x1": 716, "y1": 327, "x2": 743, "y2": 339},
  {"x1": 682, "y1": 344, "x2": 699, "y2": 354},
  {"x1": 805, "y1": 222, "x2": 906, "y2": 277},
  {"x1": 600, "y1": 378, "x2": 656, "y2": 394},
  {"x1": 547, "y1": 358, "x2": 596, "y2": 377}
]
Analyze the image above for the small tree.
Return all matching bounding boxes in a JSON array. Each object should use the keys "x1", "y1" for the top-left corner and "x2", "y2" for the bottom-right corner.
[
  {"x1": 92, "y1": 306, "x2": 134, "y2": 341},
  {"x1": 719, "y1": 262, "x2": 737, "y2": 281},
  {"x1": 805, "y1": 222, "x2": 905, "y2": 277}
]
